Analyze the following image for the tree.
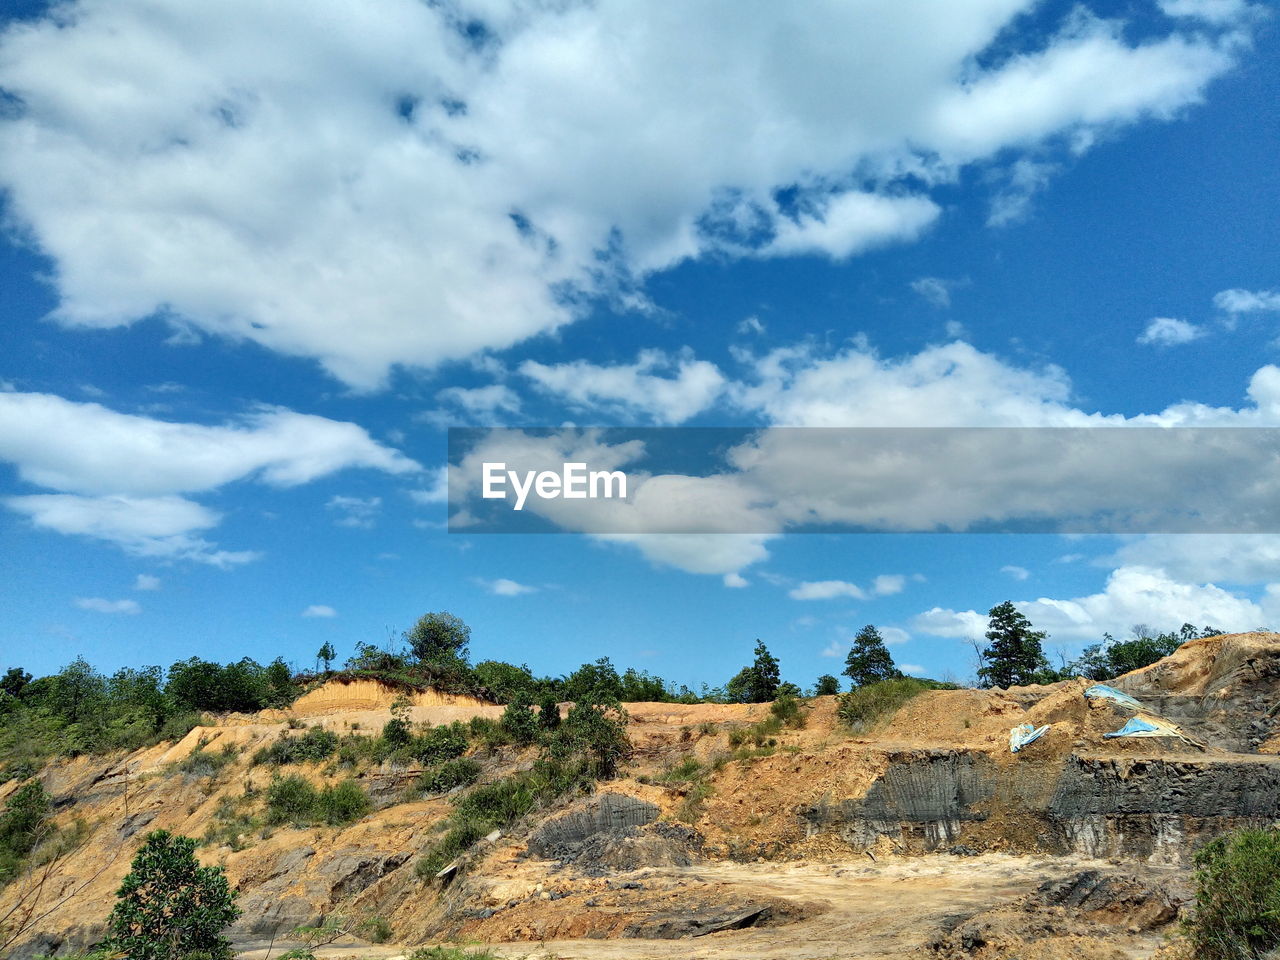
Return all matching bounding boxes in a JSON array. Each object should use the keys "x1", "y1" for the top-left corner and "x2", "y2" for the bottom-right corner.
[
  {"x1": 405, "y1": 612, "x2": 471, "y2": 667},
  {"x1": 726, "y1": 641, "x2": 781, "y2": 703},
  {"x1": 814, "y1": 674, "x2": 840, "y2": 696},
  {"x1": 107, "y1": 830, "x2": 240, "y2": 960},
  {"x1": 842, "y1": 625, "x2": 901, "y2": 688},
  {"x1": 563, "y1": 657, "x2": 623, "y2": 702},
  {"x1": 316, "y1": 642, "x2": 335, "y2": 673},
  {"x1": 977, "y1": 601, "x2": 1048, "y2": 688},
  {"x1": 0, "y1": 668, "x2": 30, "y2": 699}
]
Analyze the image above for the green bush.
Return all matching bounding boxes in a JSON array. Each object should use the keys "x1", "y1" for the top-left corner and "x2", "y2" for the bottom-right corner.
[
  {"x1": 837, "y1": 677, "x2": 956, "y2": 730},
  {"x1": 264, "y1": 775, "x2": 320, "y2": 826},
  {"x1": 769, "y1": 693, "x2": 805, "y2": 729},
  {"x1": 0, "y1": 780, "x2": 49, "y2": 885},
  {"x1": 318, "y1": 780, "x2": 371, "y2": 825},
  {"x1": 106, "y1": 830, "x2": 240, "y2": 960},
  {"x1": 415, "y1": 758, "x2": 481, "y2": 795},
  {"x1": 175, "y1": 743, "x2": 238, "y2": 779},
  {"x1": 1185, "y1": 826, "x2": 1280, "y2": 959},
  {"x1": 499, "y1": 696, "x2": 539, "y2": 746},
  {"x1": 408, "y1": 947, "x2": 498, "y2": 960},
  {"x1": 411, "y1": 723, "x2": 469, "y2": 764},
  {"x1": 253, "y1": 727, "x2": 339, "y2": 766}
]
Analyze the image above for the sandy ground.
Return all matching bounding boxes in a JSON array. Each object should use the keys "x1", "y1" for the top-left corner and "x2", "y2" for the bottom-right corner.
[{"x1": 236, "y1": 853, "x2": 1174, "y2": 960}]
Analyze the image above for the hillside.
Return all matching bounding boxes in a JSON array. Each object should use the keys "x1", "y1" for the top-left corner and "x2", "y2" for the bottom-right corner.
[{"x1": 3, "y1": 633, "x2": 1280, "y2": 960}]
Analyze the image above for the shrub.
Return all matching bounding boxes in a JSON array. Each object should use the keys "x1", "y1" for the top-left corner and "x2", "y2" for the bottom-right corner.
[
  {"x1": 499, "y1": 696, "x2": 539, "y2": 746},
  {"x1": 409, "y1": 947, "x2": 498, "y2": 960},
  {"x1": 106, "y1": 830, "x2": 240, "y2": 960},
  {"x1": 253, "y1": 728, "x2": 338, "y2": 766},
  {"x1": 416, "y1": 758, "x2": 481, "y2": 795},
  {"x1": 769, "y1": 693, "x2": 805, "y2": 729},
  {"x1": 411, "y1": 723, "x2": 469, "y2": 764},
  {"x1": 1184, "y1": 826, "x2": 1280, "y2": 959},
  {"x1": 656, "y1": 756, "x2": 703, "y2": 784},
  {"x1": 837, "y1": 677, "x2": 956, "y2": 730},
  {"x1": 0, "y1": 780, "x2": 49, "y2": 885},
  {"x1": 176, "y1": 743, "x2": 238, "y2": 779},
  {"x1": 318, "y1": 780, "x2": 371, "y2": 825},
  {"x1": 265, "y1": 775, "x2": 319, "y2": 826}
]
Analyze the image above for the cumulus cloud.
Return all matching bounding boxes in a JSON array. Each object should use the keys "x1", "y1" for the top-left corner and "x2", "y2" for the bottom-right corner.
[
  {"x1": 133, "y1": 573, "x2": 161, "y2": 590},
  {"x1": 520, "y1": 350, "x2": 726, "y2": 425},
  {"x1": 723, "y1": 572, "x2": 749, "y2": 588},
  {"x1": 1213, "y1": 288, "x2": 1280, "y2": 314},
  {"x1": 302, "y1": 604, "x2": 338, "y2": 618},
  {"x1": 1138, "y1": 316, "x2": 1205, "y2": 345},
  {"x1": 1002, "y1": 565, "x2": 1031, "y2": 581},
  {"x1": 0, "y1": 0, "x2": 1250, "y2": 386},
  {"x1": 0, "y1": 391, "x2": 417, "y2": 561},
  {"x1": 409, "y1": 467, "x2": 450, "y2": 506},
  {"x1": 910, "y1": 277, "x2": 954, "y2": 308},
  {"x1": 75, "y1": 596, "x2": 140, "y2": 614},
  {"x1": 326, "y1": 495, "x2": 382, "y2": 528},
  {"x1": 881, "y1": 626, "x2": 912, "y2": 646},
  {"x1": 873, "y1": 574, "x2": 907, "y2": 596},
  {"x1": 900, "y1": 663, "x2": 926, "y2": 675},
  {"x1": 479, "y1": 577, "x2": 537, "y2": 596},
  {"x1": 790, "y1": 580, "x2": 865, "y2": 600},
  {"x1": 914, "y1": 565, "x2": 1270, "y2": 645}
]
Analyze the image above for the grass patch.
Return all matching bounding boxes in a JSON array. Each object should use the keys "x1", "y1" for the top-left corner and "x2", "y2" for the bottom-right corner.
[
  {"x1": 837, "y1": 677, "x2": 954, "y2": 731},
  {"x1": 411, "y1": 758, "x2": 481, "y2": 798},
  {"x1": 655, "y1": 755, "x2": 703, "y2": 784},
  {"x1": 408, "y1": 948, "x2": 499, "y2": 960},
  {"x1": 175, "y1": 743, "x2": 239, "y2": 778}
]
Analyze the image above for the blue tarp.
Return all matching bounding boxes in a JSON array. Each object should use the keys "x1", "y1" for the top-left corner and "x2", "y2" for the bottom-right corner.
[
  {"x1": 1009, "y1": 722, "x2": 1051, "y2": 753},
  {"x1": 1083, "y1": 684, "x2": 1146, "y2": 711}
]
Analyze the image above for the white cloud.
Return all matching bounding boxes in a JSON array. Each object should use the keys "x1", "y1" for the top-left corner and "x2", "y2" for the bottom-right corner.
[
  {"x1": 409, "y1": 467, "x2": 450, "y2": 506},
  {"x1": 881, "y1": 626, "x2": 912, "y2": 646},
  {"x1": 1108, "y1": 535, "x2": 1280, "y2": 585},
  {"x1": 987, "y1": 158, "x2": 1057, "y2": 227},
  {"x1": 872, "y1": 574, "x2": 907, "y2": 596},
  {"x1": 910, "y1": 277, "x2": 953, "y2": 308},
  {"x1": 326, "y1": 494, "x2": 382, "y2": 528},
  {"x1": 75, "y1": 596, "x2": 141, "y2": 614},
  {"x1": 723, "y1": 572, "x2": 749, "y2": 588},
  {"x1": 479, "y1": 577, "x2": 537, "y2": 596},
  {"x1": 914, "y1": 565, "x2": 1269, "y2": 645},
  {"x1": 820, "y1": 640, "x2": 844, "y2": 658},
  {"x1": 0, "y1": 391, "x2": 416, "y2": 560},
  {"x1": 737, "y1": 316, "x2": 766, "y2": 336},
  {"x1": 900, "y1": 663, "x2": 926, "y2": 675},
  {"x1": 423, "y1": 384, "x2": 523, "y2": 427},
  {"x1": 520, "y1": 350, "x2": 725, "y2": 425},
  {"x1": 302, "y1": 604, "x2": 338, "y2": 618},
  {"x1": 1213, "y1": 288, "x2": 1280, "y2": 314},
  {"x1": 1001, "y1": 565, "x2": 1030, "y2": 581},
  {"x1": 790, "y1": 580, "x2": 866, "y2": 601},
  {"x1": 0, "y1": 1, "x2": 1248, "y2": 386},
  {"x1": 133, "y1": 573, "x2": 161, "y2": 591},
  {"x1": 1160, "y1": 0, "x2": 1256, "y2": 24},
  {"x1": 1138, "y1": 316, "x2": 1204, "y2": 346}
]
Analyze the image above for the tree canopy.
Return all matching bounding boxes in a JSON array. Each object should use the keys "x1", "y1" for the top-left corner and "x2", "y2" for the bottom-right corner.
[
  {"x1": 977, "y1": 601, "x2": 1048, "y2": 688},
  {"x1": 843, "y1": 625, "x2": 901, "y2": 688}
]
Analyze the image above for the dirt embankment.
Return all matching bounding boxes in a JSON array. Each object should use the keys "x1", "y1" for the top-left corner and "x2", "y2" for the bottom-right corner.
[{"x1": 4, "y1": 632, "x2": 1280, "y2": 960}]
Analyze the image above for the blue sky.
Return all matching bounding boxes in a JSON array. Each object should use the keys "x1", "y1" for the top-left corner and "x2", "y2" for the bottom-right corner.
[{"x1": 2, "y1": 0, "x2": 1279, "y2": 688}]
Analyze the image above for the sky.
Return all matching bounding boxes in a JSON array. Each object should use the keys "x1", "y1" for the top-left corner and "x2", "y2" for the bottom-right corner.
[{"x1": 2, "y1": 0, "x2": 1279, "y2": 689}]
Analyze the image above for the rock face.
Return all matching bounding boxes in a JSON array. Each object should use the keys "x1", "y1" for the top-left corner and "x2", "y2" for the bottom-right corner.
[
  {"x1": 801, "y1": 749, "x2": 1280, "y2": 861},
  {"x1": 525, "y1": 793, "x2": 700, "y2": 873}
]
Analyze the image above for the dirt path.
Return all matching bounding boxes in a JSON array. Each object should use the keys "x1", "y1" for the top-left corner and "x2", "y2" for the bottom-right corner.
[{"x1": 240, "y1": 854, "x2": 1175, "y2": 960}]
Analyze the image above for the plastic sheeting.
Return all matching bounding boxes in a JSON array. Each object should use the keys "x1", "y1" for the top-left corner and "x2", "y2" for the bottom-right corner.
[
  {"x1": 1010, "y1": 722, "x2": 1051, "y2": 753},
  {"x1": 1083, "y1": 684, "x2": 1146, "y2": 711},
  {"x1": 1103, "y1": 713, "x2": 1189, "y2": 740}
]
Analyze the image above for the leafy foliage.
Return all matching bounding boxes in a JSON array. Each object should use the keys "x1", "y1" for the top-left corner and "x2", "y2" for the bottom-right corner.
[
  {"x1": 264, "y1": 775, "x2": 371, "y2": 827},
  {"x1": 1185, "y1": 826, "x2": 1280, "y2": 959},
  {"x1": 106, "y1": 830, "x2": 240, "y2": 960},
  {"x1": 253, "y1": 727, "x2": 339, "y2": 766},
  {"x1": 837, "y1": 677, "x2": 959, "y2": 730},
  {"x1": 814, "y1": 674, "x2": 841, "y2": 696},
  {"x1": 725, "y1": 641, "x2": 781, "y2": 704},
  {"x1": 1069, "y1": 623, "x2": 1222, "y2": 681},
  {"x1": 405, "y1": 611, "x2": 472, "y2": 668},
  {"x1": 977, "y1": 601, "x2": 1049, "y2": 688},
  {"x1": 414, "y1": 758, "x2": 481, "y2": 795},
  {"x1": 843, "y1": 625, "x2": 902, "y2": 688},
  {"x1": 0, "y1": 780, "x2": 49, "y2": 885}
]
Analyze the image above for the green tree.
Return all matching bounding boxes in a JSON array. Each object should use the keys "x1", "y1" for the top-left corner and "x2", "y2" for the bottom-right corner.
[
  {"x1": 405, "y1": 612, "x2": 471, "y2": 667},
  {"x1": 977, "y1": 601, "x2": 1048, "y2": 688},
  {"x1": 107, "y1": 830, "x2": 240, "y2": 960},
  {"x1": 0, "y1": 781, "x2": 49, "y2": 884},
  {"x1": 563, "y1": 657, "x2": 623, "y2": 702},
  {"x1": 538, "y1": 694, "x2": 561, "y2": 731},
  {"x1": 842, "y1": 626, "x2": 901, "y2": 688},
  {"x1": 500, "y1": 693, "x2": 540, "y2": 746},
  {"x1": 814, "y1": 674, "x2": 840, "y2": 696},
  {"x1": 0, "y1": 668, "x2": 30, "y2": 699},
  {"x1": 317, "y1": 642, "x2": 336, "y2": 673},
  {"x1": 473, "y1": 660, "x2": 538, "y2": 703},
  {"x1": 726, "y1": 641, "x2": 781, "y2": 703}
]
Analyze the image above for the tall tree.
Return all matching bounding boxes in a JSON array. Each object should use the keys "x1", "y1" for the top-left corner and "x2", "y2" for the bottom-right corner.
[
  {"x1": 405, "y1": 611, "x2": 471, "y2": 667},
  {"x1": 726, "y1": 641, "x2": 782, "y2": 703},
  {"x1": 316, "y1": 642, "x2": 336, "y2": 673},
  {"x1": 977, "y1": 601, "x2": 1048, "y2": 688},
  {"x1": 842, "y1": 625, "x2": 901, "y2": 688}
]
